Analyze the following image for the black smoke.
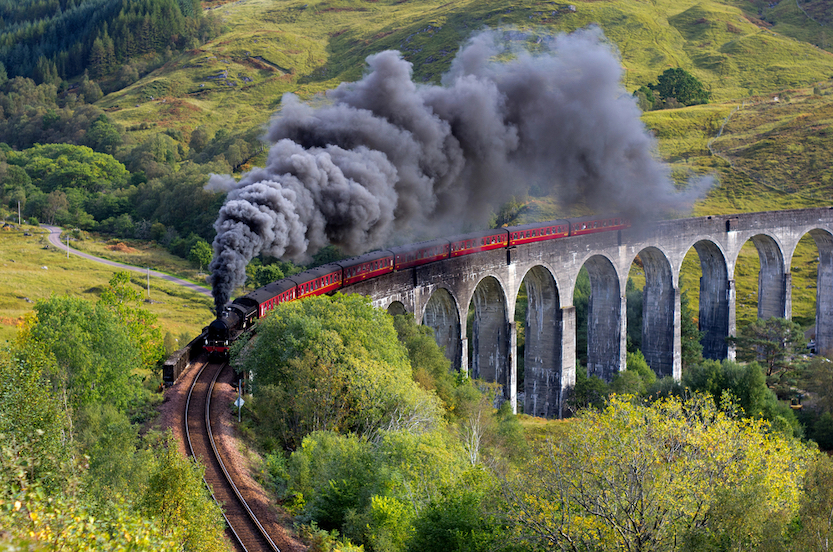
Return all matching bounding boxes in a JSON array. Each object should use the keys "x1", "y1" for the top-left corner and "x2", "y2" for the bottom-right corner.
[{"x1": 207, "y1": 27, "x2": 710, "y2": 312}]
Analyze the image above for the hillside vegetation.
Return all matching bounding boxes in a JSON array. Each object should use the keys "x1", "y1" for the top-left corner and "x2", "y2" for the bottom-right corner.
[
  {"x1": 91, "y1": 0, "x2": 833, "y2": 217},
  {"x1": 101, "y1": 0, "x2": 833, "y2": 141}
]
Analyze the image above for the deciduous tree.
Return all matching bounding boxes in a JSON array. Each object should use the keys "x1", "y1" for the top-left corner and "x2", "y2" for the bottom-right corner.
[
  {"x1": 504, "y1": 395, "x2": 812, "y2": 551},
  {"x1": 99, "y1": 271, "x2": 165, "y2": 371},
  {"x1": 651, "y1": 68, "x2": 710, "y2": 106},
  {"x1": 188, "y1": 238, "x2": 212, "y2": 272},
  {"x1": 242, "y1": 294, "x2": 443, "y2": 450},
  {"x1": 20, "y1": 295, "x2": 141, "y2": 411},
  {"x1": 729, "y1": 316, "x2": 806, "y2": 380}
]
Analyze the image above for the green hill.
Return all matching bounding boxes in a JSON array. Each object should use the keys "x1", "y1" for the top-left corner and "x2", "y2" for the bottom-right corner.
[
  {"x1": 89, "y1": 0, "x2": 833, "y2": 214},
  {"x1": 101, "y1": 0, "x2": 833, "y2": 143}
]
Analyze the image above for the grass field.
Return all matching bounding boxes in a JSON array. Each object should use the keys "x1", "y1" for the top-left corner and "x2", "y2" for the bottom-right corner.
[
  {"x1": 99, "y1": 0, "x2": 833, "y2": 150},
  {"x1": 68, "y1": 234, "x2": 211, "y2": 285},
  {"x1": 0, "y1": 226, "x2": 215, "y2": 344}
]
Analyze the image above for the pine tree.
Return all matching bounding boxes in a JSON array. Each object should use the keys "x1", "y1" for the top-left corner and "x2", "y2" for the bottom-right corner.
[{"x1": 88, "y1": 36, "x2": 106, "y2": 78}]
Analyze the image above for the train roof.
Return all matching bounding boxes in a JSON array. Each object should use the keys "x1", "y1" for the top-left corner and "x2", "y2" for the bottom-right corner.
[
  {"x1": 506, "y1": 219, "x2": 570, "y2": 232},
  {"x1": 336, "y1": 249, "x2": 393, "y2": 269},
  {"x1": 448, "y1": 227, "x2": 510, "y2": 243},
  {"x1": 288, "y1": 263, "x2": 343, "y2": 285},
  {"x1": 243, "y1": 278, "x2": 296, "y2": 304},
  {"x1": 388, "y1": 237, "x2": 449, "y2": 255}
]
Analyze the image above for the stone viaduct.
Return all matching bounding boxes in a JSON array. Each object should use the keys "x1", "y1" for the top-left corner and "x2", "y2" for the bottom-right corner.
[{"x1": 344, "y1": 207, "x2": 833, "y2": 418}]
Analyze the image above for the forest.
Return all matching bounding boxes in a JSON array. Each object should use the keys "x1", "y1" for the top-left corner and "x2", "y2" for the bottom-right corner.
[
  {"x1": 4, "y1": 287, "x2": 833, "y2": 551},
  {"x1": 0, "y1": 0, "x2": 219, "y2": 83}
]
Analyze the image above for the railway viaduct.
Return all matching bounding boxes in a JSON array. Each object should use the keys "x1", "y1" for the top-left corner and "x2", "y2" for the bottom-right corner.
[{"x1": 343, "y1": 207, "x2": 833, "y2": 418}]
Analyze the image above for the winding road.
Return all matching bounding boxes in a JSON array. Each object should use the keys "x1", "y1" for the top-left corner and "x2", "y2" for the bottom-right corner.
[{"x1": 43, "y1": 225, "x2": 212, "y2": 298}]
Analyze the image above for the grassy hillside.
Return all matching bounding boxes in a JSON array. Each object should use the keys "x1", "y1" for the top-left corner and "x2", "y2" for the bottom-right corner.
[
  {"x1": 0, "y1": 226, "x2": 214, "y2": 343},
  {"x1": 99, "y1": 0, "x2": 833, "y2": 146},
  {"x1": 96, "y1": 0, "x2": 833, "y2": 218}
]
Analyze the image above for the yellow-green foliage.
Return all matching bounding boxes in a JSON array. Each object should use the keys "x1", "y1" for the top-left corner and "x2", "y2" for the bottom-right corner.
[
  {"x1": 506, "y1": 394, "x2": 814, "y2": 550},
  {"x1": 241, "y1": 293, "x2": 443, "y2": 450},
  {"x1": 141, "y1": 434, "x2": 227, "y2": 552}
]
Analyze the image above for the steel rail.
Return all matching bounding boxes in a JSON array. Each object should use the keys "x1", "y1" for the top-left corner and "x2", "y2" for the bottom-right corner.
[{"x1": 185, "y1": 359, "x2": 279, "y2": 552}]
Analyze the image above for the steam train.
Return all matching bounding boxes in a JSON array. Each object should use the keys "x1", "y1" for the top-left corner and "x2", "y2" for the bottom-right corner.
[{"x1": 205, "y1": 215, "x2": 629, "y2": 356}]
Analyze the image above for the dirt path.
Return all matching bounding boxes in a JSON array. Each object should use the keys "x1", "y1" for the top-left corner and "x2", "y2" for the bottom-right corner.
[{"x1": 43, "y1": 225, "x2": 212, "y2": 298}]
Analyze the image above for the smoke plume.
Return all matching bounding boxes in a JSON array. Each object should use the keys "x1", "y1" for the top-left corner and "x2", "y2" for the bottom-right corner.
[{"x1": 208, "y1": 27, "x2": 710, "y2": 312}]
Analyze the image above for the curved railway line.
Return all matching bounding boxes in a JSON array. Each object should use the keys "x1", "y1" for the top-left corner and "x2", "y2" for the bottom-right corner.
[{"x1": 184, "y1": 358, "x2": 280, "y2": 552}]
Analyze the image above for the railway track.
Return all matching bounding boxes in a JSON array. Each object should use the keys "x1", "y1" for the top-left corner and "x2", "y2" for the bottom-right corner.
[{"x1": 185, "y1": 359, "x2": 280, "y2": 552}]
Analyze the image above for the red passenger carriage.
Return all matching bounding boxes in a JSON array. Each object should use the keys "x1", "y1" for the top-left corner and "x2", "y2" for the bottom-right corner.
[
  {"x1": 338, "y1": 250, "x2": 395, "y2": 286},
  {"x1": 450, "y1": 229, "x2": 509, "y2": 257},
  {"x1": 389, "y1": 238, "x2": 450, "y2": 271},
  {"x1": 507, "y1": 220, "x2": 569, "y2": 246}
]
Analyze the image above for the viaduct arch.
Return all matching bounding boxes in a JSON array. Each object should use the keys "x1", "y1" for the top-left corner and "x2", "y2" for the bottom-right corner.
[{"x1": 345, "y1": 207, "x2": 833, "y2": 418}]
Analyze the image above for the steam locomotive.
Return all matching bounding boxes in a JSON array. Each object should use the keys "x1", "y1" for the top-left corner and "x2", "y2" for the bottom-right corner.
[{"x1": 205, "y1": 215, "x2": 629, "y2": 356}]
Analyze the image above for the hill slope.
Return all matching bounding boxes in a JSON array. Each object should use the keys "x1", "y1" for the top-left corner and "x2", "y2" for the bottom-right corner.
[{"x1": 100, "y1": 0, "x2": 833, "y2": 145}]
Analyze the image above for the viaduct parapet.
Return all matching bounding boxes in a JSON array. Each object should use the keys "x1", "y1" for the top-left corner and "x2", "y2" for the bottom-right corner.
[{"x1": 343, "y1": 207, "x2": 833, "y2": 418}]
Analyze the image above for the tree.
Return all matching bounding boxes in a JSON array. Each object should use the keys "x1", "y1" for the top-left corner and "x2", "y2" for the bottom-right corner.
[
  {"x1": 804, "y1": 356, "x2": 833, "y2": 413},
  {"x1": 651, "y1": 68, "x2": 710, "y2": 106},
  {"x1": 20, "y1": 296, "x2": 141, "y2": 411},
  {"x1": 141, "y1": 433, "x2": 227, "y2": 552},
  {"x1": 42, "y1": 189, "x2": 68, "y2": 224},
  {"x1": 626, "y1": 277, "x2": 643, "y2": 352},
  {"x1": 99, "y1": 271, "x2": 165, "y2": 371},
  {"x1": 188, "y1": 125, "x2": 210, "y2": 153},
  {"x1": 241, "y1": 294, "x2": 443, "y2": 450},
  {"x1": 633, "y1": 85, "x2": 656, "y2": 111},
  {"x1": 252, "y1": 262, "x2": 284, "y2": 288},
  {"x1": 0, "y1": 344, "x2": 70, "y2": 488},
  {"x1": 188, "y1": 238, "x2": 212, "y2": 272},
  {"x1": 610, "y1": 349, "x2": 656, "y2": 396},
  {"x1": 504, "y1": 394, "x2": 812, "y2": 551},
  {"x1": 683, "y1": 359, "x2": 770, "y2": 416},
  {"x1": 393, "y1": 314, "x2": 457, "y2": 413},
  {"x1": 794, "y1": 454, "x2": 833, "y2": 551},
  {"x1": 79, "y1": 75, "x2": 103, "y2": 103},
  {"x1": 729, "y1": 317, "x2": 806, "y2": 380},
  {"x1": 84, "y1": 116, "x2": 124, "y2": 155}
]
